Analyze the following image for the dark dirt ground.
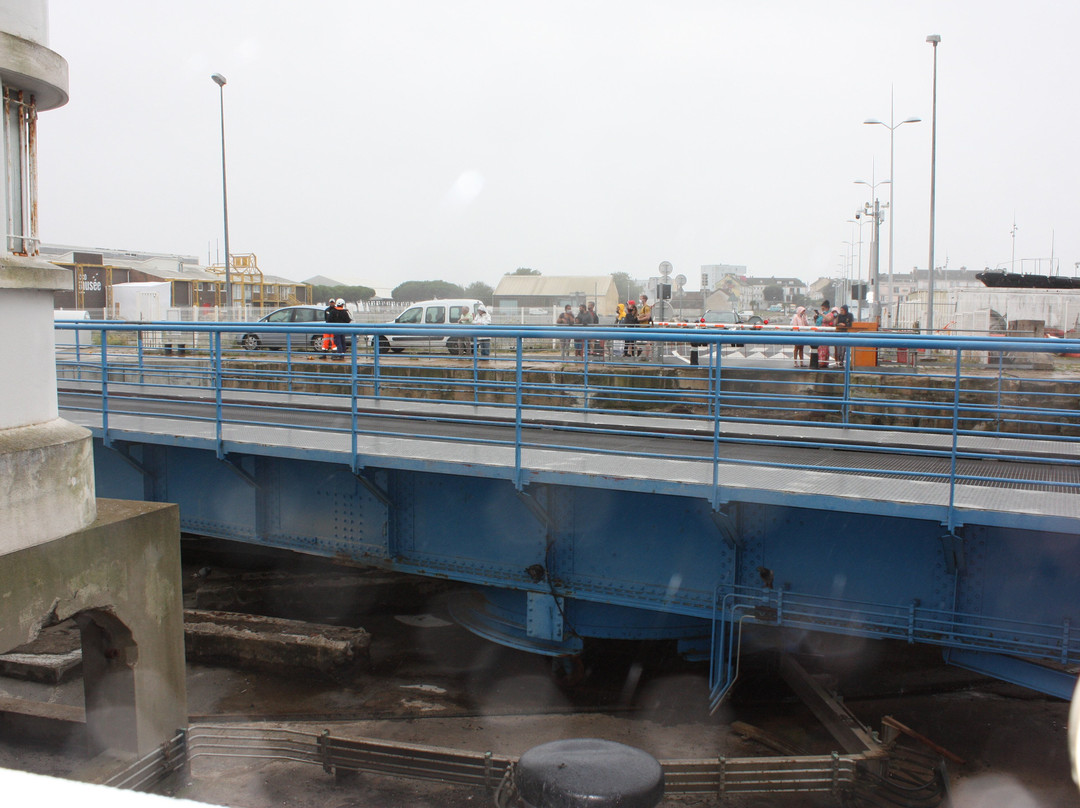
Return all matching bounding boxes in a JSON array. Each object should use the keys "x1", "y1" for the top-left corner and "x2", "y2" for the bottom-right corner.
[{"x1": 0, "y1": 541, "x2": 1076, "y2": 807}]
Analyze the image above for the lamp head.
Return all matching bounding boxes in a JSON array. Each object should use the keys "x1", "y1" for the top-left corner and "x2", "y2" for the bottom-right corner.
[
  {"x1": 926, "y1": 34, "x2": 941, "y2": 44},
  {"x1": 903, "y1": 117, "x2": 923, "y2": 124},
  {"x1": 211, "y1": 73, "x2": 227, "y2": 87}
]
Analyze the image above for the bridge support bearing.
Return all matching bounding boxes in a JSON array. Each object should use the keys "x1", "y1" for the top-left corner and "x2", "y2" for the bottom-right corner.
[
  {"x1": 526, "y1": 591, "x2": 564, "y2": 643},
  {"x1": 449, "y1": 587, "x2": 709, "y2": 659}
]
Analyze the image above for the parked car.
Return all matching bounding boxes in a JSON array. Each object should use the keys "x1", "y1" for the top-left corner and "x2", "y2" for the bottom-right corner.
[
  {"x1": 237, "y1": 305, "x2": 337, "y2": 351},
  {"x1": 701, "y1": 309, "x2": 764, "y2": 326},
  {"x1": 697, "y1": 309, "x2": 765, "y2": 348},
  {"x1": 371, "y1": 299, "x2": 484, "y2": 354}
]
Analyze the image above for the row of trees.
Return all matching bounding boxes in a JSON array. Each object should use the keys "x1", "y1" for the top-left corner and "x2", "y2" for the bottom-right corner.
[
  {"x1": 316, "y1": 267, "x2": 645, "y2": 307},
  {"x1": 309, "y1": 284, "x2": 376, "y2": 305},
  {"x1": 389, "y1": 280, "x2": 496, "y2": 303},
  {"x1": 311, "y1": 280, "x2": 492, "y2": 306},
  {"x1": 390, "y1": 268, "x2": 538, "y2": 303}
]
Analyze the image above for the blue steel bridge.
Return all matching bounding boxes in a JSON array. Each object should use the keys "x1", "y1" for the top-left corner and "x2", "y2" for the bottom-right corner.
[{"x1": 54, "y1": 320, "x2": 1080, "y2": 703}]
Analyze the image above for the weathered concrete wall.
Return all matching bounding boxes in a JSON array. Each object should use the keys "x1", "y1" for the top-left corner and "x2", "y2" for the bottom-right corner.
[
  {"x1": 0, "y1": 418, "x2": 96, "y2": 553},
  {"x1": 0, "y1": 499, "x2": 186, "y2": 755}
]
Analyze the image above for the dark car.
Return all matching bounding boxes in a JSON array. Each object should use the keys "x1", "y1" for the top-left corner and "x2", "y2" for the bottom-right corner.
[{"x1": 237, "y1": 305, "x2": 339, "y2": 351}]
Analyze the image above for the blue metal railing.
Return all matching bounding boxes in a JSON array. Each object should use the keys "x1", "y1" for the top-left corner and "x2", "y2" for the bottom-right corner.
[
  {"x1": 708, "y1": 578, "x2": 1080, "y2": 707},
  {"x1": 56, "y1": 321, "x2": 1080, "y2": 527}
]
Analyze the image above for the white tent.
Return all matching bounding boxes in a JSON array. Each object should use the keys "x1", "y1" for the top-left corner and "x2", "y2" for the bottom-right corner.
[
  {"x1": 53, "y1": 309, "x2": 90, "y2": 346},
  {"x1": 112, "y1": 281, "x2": 171, "y2": 321}
]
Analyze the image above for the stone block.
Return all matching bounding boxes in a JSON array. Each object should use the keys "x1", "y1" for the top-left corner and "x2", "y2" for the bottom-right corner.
[{"x1": 184, "y1": 609, "x2": 370, "y2": 679}]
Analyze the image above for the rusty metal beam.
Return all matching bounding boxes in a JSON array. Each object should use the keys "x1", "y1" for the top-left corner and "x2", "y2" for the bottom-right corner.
[{"x1": 779, "y1": 654, "x2": 882, "y2": 756}]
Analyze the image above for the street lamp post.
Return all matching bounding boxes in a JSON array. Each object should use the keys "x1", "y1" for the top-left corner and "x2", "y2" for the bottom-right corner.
[
  {"x1": 841, "y1": 244, "x2": 856, "y2": 311},
  {"x1": 926, "y1": 35, "x2": 941, "y2": 334},
  {"x1": 864, "y1": 96, "x2": 921, "y2": 327},
  {"x1": 854, "y1": 177, "x2": 889, "y2": 322},
  {"x1": 866, "y1": 198, "x2": 887, "y2": 323},
  {"x1": 846, "y1": 219, "x2": 868, "y2": 320},
  {"x1": 211, "y1": 73, "x2": 232, "y2": 309}
]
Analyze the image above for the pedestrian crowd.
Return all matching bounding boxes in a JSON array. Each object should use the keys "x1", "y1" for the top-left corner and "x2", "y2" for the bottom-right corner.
[
  {"x1": 555, "y1": 294, "x2": 656, "y2": 359},
  {"x1": 799, "y1": 300, "x2": 854, "y2": 369},
  {"x1": 557, "y1": 300, "x2": 603, "y2": 358},
  {"x1": 319, "y1": 296, "x2": 859, "y2": 368}
]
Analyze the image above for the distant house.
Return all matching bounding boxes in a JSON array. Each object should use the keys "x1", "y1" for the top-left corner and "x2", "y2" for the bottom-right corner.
[
  {"x1": 807, "y1": 267, "x2": 985, "y2": 320},
  {"x1": 303, "y1": 274, "x2": 347, "y2": 287},
  {"x1": 884, "y1": 267, "x2": 985, "y2": 303},
  {"x1": 743, "y1": 276, "x2": 807, "y2": 307},
  {"x1": 714, "y1": 274, "x2": 750, "y2": 309},
  {"x1": 809, "y1": 277, "x2": 843, "y2": 306},
  {"x1": 492, "y1": 275, "x2": 620, "y2": 319},
  {"x1": 704, "y1": 288, "x2": 741, "y2": 312},
  {"x1": 701, "y1": 263, "x2": 748, "y2": 293}
]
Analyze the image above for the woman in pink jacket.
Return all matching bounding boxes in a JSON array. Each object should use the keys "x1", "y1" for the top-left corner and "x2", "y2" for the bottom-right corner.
[
  {"x1": 790, "y1": 306, "x2": 809, "y2": 366},
  {"x1": 818, "y1": 307, "x2": 838, "y2": 368}
]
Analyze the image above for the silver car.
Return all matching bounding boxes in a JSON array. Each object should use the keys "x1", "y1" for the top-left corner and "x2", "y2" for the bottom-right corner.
[{"x1": 237, "y1": 305, "x2": 335, "y2": 351}]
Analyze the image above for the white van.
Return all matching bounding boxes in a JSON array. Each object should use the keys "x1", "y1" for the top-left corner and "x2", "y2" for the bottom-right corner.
[{"x1": 373, "y1": 299, "x2": 483, "y2": 354}]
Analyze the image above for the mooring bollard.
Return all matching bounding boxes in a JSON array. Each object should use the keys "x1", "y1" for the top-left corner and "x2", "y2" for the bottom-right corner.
[{"x1": 514, "y1": 738, "x2": 664, "y2": 808}]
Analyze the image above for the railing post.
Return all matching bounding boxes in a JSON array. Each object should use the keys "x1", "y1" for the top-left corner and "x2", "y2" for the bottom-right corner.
[
  {"x1": 100, "y1": 325, "x2": 110, "y2": 448},
  {"x1": 711, "y1": 340, "x2": 723, "y2": 510},
  {"x1": 582, "y1": 338, "x2": 590, "y2": 410},
  {"x1": 373, "y1": 333, "x2": 381, "y2": 398},
  {"x1": 473, "y1": 336, "x2": 480, "y2": 404},
  {"x1": 841, "y1": 346, "x2": 852, "y2": 426},
  {"x1": 319, "y1": 729, "x2": 332, "y2": 774},
  {"x1": 514, "y1": 337, "x2": 524, "y2": 491},
  {"x1": 285, "y1": 333, "x2": 293, "y2": 393},
  {"x1": 995, "y1": 348, "x2": 1004, "y2": 433},
  {"x1": 214, "y1": 330, "x2": 225, "y2": 460},
  {"x1": 351, "y1": 333, "x2": 360, "y2": 475},
  {"x1": 946, "y1": 348, "x2": 963, "y2": 533}
]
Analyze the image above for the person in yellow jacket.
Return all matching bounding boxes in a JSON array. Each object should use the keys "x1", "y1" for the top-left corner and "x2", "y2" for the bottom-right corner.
[
  {"x1": 636, "y1": 294, "x2": 653, "y2": 358},
  {"x1": 637, "y1": 294, "x2": 653, "y2": 324}
]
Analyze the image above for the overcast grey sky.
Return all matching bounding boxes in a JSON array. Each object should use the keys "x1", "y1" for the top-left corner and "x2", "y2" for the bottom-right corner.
[{"x1": 38, "y1": 1, "x2": 1080, "y2": 290}]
